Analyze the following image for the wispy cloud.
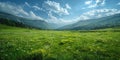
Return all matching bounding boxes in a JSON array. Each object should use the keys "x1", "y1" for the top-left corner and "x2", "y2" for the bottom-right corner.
[
  {"x1": 0, "y1": 2, "x2": 29, "y2": 16},
  {"x1": 25, "y1": 2, "x2": 30, "y2": 7},
  {"x1": 32, "y1": 6, "x2": 43, "y2": 11},
  {"x1": 29, "y1": 11, "x2": 43, "y2": 20},
  {"x1": 65, "y1": 4, "x2": 71, "y2": 9},
  {"x1": 0, "y1": 1, "x2": 72, "y2": 24},
  {"x1": 77, "y1": 8, "x2": 120, "y2": 20},
  {"x1": 85, "y1": 0, "x2": 92, "y2": 5},
  {"x1": 0, "y1": 2, "x2": 43, "y2": 20},
  {"x1": 44, "y1": 0, "x2": 70, "y2": 15},
  {"x1": 42, "y1": 0, "x2": 73, "y2": 24},
  {"x1": 25, "y1": 2, "x2": 44, "y2": 11},
  {"x1": 84, "y1": 0, "x2": 106, "y2": 8},
  {"x1": 117, "y1": 2, "x2": 120, "y2": 5},
  {"x1": 45, "y1": 11, "x2": 75, "y2": 25}
]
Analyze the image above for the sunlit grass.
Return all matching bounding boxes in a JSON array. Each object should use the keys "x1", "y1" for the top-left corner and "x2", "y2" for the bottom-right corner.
[{"x1": 0, "y1": 24, "x2": 120, "y2": 60}]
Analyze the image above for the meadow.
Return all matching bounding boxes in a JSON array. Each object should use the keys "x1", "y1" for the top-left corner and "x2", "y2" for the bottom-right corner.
[{"x1": 0, "y1": 24, "x2": 120, "y2": 60}]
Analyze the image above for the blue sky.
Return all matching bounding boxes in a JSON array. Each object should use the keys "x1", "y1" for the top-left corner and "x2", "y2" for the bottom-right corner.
[{"x1": 0, "y1": 0, "x2": 120, "y2": 24}]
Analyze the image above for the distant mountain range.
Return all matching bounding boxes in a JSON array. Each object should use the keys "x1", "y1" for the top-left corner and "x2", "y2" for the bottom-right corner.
[
  {"x1": 0, "y1": 11, "x2": 120, "y2": 30},
  {"x1": 59, "y1": 14, "x2": 120, "y2": 30}
]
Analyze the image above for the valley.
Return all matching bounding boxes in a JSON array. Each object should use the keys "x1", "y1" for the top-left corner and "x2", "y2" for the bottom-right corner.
[{"x1": 0, "y1": 24, "x2": 120, "y2": 60}]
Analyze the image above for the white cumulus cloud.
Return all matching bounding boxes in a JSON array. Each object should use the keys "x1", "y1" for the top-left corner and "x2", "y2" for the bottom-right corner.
[
  {"x1": 45, "y1": 11, "x2": 75, "y2": 25},
  {"x1": 85, "y1": 0, "x2": 92, "y2": 5},
  {"x1": 44, "y1": 0, "x2": 70, "y2": 15},
  {"x1": 77, "y1": 8, "x2": 120, "y2": 20},
  {"x1": 65, "y1": 4, "x2": 71, "y2": 9},
  {"x1": 42, "y1": 0, "x2": 73, "y2": 24},
  {"x1": 85, "y1": 0, "x2": 106, "y2": 8}
]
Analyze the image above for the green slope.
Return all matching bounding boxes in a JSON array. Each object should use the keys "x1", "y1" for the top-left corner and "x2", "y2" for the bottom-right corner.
[{"x1": 0, "y1": 24, "x2": 120, "y2": 60}]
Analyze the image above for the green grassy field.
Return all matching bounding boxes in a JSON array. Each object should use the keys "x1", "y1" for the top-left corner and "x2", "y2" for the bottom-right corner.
[{"x1": 0, "y1": 24, "x2": 120, "y2": 60}]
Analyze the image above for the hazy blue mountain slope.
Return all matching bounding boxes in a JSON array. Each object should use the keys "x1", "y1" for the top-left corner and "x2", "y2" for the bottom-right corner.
[
  {"x1": 0, "y1": 12, "x2": 50, "y2": 29},
  {"x1": 60, "y1": 14, "x2": 120, "y2": 30}
]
